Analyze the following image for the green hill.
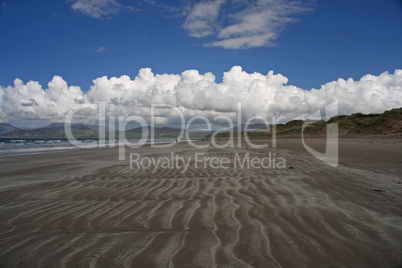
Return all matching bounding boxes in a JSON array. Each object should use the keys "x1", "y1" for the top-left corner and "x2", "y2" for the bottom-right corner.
[{"x1": 209, "y1": 107, "x2": 402, "y2": 138}]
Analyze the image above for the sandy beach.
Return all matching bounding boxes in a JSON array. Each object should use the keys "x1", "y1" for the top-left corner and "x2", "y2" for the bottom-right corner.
[{"x1": 0, "y1": 136, "x2": 401, "y2": 267}]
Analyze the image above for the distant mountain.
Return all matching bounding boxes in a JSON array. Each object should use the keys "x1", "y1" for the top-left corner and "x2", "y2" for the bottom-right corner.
[
  {"x1": 45, "y1": 122, "x2": 88, "y2": 130},
  {"x1": 19, "y1": 127, "x2": 38, "y2": 130},
  {"x1": 0, "y1": 123, "x2": 19, "y2": 134},
  {"x1": 0, "y1": 123, "x2": 209, "y2": 139},
  {"x1": 125, "y1": 126, "x2": 208, "y2": 139},
  {"x1": 3, "y1": 108, "x2": 401, "y2": 140},
  {"x1": 0, "y1": 121, "x2": 108, "y2": 139},
  {"x1": 2, "y1": 108, "x2": 401, "y2": 140},
  {"x1": 0, "y1": 127, "x2": 97, "y2": 139},
  {"x1": 211, "y1": 123, "x2": 268, "y2": 134}
]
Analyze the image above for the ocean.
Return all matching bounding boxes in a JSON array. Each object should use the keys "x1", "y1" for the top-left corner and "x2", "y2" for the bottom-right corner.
[{"x1": 0, "y1": 138, "x2": 178, "y2": 157}]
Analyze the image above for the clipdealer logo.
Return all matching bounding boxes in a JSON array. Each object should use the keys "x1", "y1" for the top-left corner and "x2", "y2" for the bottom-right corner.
[
  {"x1": 64, "y1": 100, "x2": 339, "y2": 168},
  {"x1": 64, "y1": 102, "x2": 283, "y2": 160},
  {"x1": 302, "y1": 100, "x2": 339, "y2": 167},
  {"x1": 129, "y1": 152, "x2": 286, "y2": 173}
]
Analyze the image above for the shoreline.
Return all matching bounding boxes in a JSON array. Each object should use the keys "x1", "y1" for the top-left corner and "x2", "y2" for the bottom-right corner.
[{"x1": 1, "y1": 133, "x2": 400, "y2": 157}]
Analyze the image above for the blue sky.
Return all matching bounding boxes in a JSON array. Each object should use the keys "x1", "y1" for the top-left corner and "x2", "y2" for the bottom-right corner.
[
  {"x1": 1, "y1": 0, "x2": 401, "y2": 91},
  {"x1": 0, "y1": 0, "x2": 402, "y2": 128}
]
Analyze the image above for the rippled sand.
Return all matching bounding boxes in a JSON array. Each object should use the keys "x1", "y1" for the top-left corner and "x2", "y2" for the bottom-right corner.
[{"x1": 0, "y1": 138, "x2": 401, "y2": 267}]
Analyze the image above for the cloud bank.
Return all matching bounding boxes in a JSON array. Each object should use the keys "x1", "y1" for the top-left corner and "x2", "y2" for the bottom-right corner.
[{"x1": 1, "y1": 66, "x2": 402, "y2": 127}]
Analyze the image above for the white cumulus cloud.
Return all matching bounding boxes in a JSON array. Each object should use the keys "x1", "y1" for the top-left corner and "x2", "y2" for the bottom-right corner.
[
  {"x1": 183, "y1": 0, "x2": 311, "y2": 49},
  {"x1": 183, "y1": 0, "x2": 226, "y2": 38},
  {"x1": 1, "y1": 76, "x2": 86, "y2": 122},
  {"x1": 1, "y1": 67, "x2": 401, "y2": 127}
]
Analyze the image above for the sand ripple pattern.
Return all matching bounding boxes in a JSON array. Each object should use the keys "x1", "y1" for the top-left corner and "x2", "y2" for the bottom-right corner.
[{"x1": 0, "y1": 146, "x2": 402, "y2": 267}]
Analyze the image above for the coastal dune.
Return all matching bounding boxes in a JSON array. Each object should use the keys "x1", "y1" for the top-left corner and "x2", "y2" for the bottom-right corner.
[{"x1": 0, "y1": 138, "x2": 401, "y2": 267}]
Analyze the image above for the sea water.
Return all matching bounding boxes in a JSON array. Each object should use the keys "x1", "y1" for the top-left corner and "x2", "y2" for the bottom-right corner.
[{"x1": 0, "y1": 138, "x2": 178, "y2": 157}]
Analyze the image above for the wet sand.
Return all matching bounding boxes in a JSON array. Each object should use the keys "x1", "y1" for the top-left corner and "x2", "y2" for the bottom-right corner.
[{"x1": 0, "y1": 137, "x2": 401, "y2": 267}]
